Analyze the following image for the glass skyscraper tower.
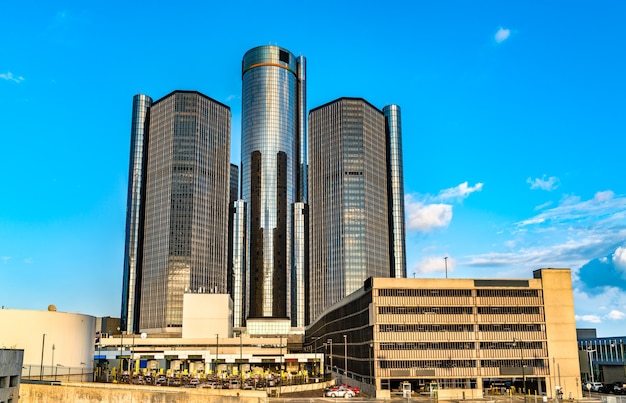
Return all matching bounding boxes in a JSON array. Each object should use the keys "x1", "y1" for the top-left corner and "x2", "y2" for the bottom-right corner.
[
  {"x1": 308, "y1": 97, "x2": 406, "y2": 321},
  {"x1": 121, "y1": 94, "x2": 152, "y2": 333},
  {"x1": 121, "y1": 90, "x2": 232, "y2": 333},
  {"x1": 236, "y1": 46, "x2": 308, "y2": 327}
]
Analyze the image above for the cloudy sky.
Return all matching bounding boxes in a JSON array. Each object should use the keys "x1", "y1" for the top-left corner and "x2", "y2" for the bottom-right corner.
[{"x1": 1, "y1": 0, "x2": 625, "y2": 336}]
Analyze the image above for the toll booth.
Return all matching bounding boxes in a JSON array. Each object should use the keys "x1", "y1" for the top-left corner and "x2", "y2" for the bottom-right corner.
[{"x1": 402, "y1": 382, "x2": 412, "y2": 398}]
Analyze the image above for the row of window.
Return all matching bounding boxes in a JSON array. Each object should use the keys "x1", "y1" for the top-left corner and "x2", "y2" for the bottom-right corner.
[
  {"x1": 380, "y1": 358, "x2": 547, "y2": 369},
  {"x1": 379, "y1": 341, "x2": 544, "y2": 351},
  {"x1": 378, "y1": 289, "x2": 540, "y2": 298},
  {"x1": 379, "y1": 306, "x2": 474, "y2": 314},
  {"x1": 379, "y1": 323, "x2": 544, "y2": 332}
]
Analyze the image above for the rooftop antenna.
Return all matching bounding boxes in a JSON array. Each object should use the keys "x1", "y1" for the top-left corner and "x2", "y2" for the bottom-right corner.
[{"x1": 444, "y1": 256, "x2": 448, "y2": 279}]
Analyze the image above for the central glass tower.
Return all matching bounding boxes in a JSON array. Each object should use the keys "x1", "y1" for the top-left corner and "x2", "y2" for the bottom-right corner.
[{"x1": 239, "y1": 46, "x2": 307, "y2": 325}]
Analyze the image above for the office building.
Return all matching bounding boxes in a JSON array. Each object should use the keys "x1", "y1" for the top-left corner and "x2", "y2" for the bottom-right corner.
[
  {"x1": 237, "y1": 45, "x2": 308, "y2": 329},
  {"x1": 121, "y1": 90, "x2": 232, "y2": 334},
  {"x1": 577, "y1": 334, "x2": 626, "y2": 385},
  {"x1": 308, "y1": 98, "x2": 406, "y2": 320},
  {"x1": 305, "y1": 268, "x2": 582, "y2": 400},
  {"x1": 121, "y1": 94, "x2": 152, "y2": 333},
  {"x1": 384, "y1": 105, "x2": 407, "y2": 279}
]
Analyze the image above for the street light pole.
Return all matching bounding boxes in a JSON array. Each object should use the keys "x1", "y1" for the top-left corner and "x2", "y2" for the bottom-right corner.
[
  {"x1": 343, "y1": 335, "x2": 347, "y2": 378},
  {"x1": 215, "y1": 333, "x2": 219, "y2": 376},
  {"x1": 327, "y1": 339, "x2": 333, "y2": 378},
  {"x1": 586, "y1": 348, "x2": 596, "y2": 384},
  {"x1": 51, "y1": 344, "x2": 55, "y2": 375},
  {"x1": 369, "y1": 343, "x2": 373, "y2": 395},
  {"x1": 280, "y1": 335, "x2": 284, "y2": 373},
  {"x1": 131, "y1": 333, "x2": 135, "y2": 375},
  {"x1": 314, "y1": 337, "x2": 318, "y2": 376},
  {"x1": 238, "y1": 331, "x2": 243, "y2": 384},
  {"x1": 621, "y1": 340, "x2": 625, "y2": 379},
  {"x1": 40, "y1": 333, "x2": 46, "y2": 380},
  {"x1": 117, "y1": 327, "x2": 124, "y2": 380}
]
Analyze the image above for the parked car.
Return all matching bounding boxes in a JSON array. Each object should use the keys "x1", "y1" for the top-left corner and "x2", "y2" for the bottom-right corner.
[
  {"x1": 584, "y1": 382, "x2": 603, "y2": 392},
  {"x1": 338, "y1": 384, "x2": 360, "y2": 395},
  {"x1": 608, "y1": 382, "x2": 626, "y2": 395},
  {"x1": 188, "y1": 378, "x2": 200, "y2": 387},
  {"x1": 156, "y1": 375, "x2": 167, "y2": 386},
  {"x1": 325, "y1": 385, "x2": 356, "y2": 398}
]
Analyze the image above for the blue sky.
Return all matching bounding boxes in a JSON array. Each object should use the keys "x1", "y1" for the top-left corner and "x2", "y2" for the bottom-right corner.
[{"x1": 1, "y1": 1, "x2": 625, "y2": 337}]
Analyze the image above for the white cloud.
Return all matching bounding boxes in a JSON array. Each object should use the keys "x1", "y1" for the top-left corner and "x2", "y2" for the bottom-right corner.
[
  {"x1": 226, "y1": 94, "x2": 238, "y2": 102},
  {"x1": 405, "y1": 182, "x2": 482, "y2": 232},
  {"x1": 527, "y1": 175, "x2": 560, "y2": 191},
  {"x1": 414, "y1": 255, "x2": 454, "y2": 275},
  {"x1": 436, "y1": 182, "x2": 483, "y2": 202},
  {"x1": 495, "y1": 27, "x2": 511, "y2": 44},
  {"x1": 595, "y1": 190, "x2": 614, "y2": 202},
  {"x1": 0, "y1": 72, "x2": 25, "y2": 83},
  {"x1": 573, "y1": 286, "x2": 626, "y2": 334},
  {"x1": 534, "y1": 201, "x2": 554, "y2": 211},
  {"x1": 405, "y1": 197, "x2": 452, "y2": 231},
  {"x1": 24, "y1": 258, "x2": 33, "y2": 264},
  {"x1": 517, "y1": 190, "x2": 626, "y2": 230},
  {"x1": 575, "y1": 314, "x2": 602, "y2": 323},
  {"x1": 607, "y1": 310, "x2": 626, "y2": 320},
  {"x1": 612, "y1": 246, "x2": 626, "y2": 272},
  {"x1": 2, "y1": 256, "x2": 10, "y2": 264}
]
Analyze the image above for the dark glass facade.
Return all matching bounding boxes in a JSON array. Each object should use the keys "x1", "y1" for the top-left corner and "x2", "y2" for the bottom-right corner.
[
  {"x1": 308, "y1": 98, "x2": 406, "y2": 321},
  {"x1": 121, "y1": 93, "x2": 152, "y2": 333},
  {"x1": 240, "y1": 46, "x2": 307, "y2": 325},
  {"x1": 383, "y1": 105, "x2": 407, "y2": 278},
  {"x1": 126, "y1": 90, "x2": 232, "y2": 333}
]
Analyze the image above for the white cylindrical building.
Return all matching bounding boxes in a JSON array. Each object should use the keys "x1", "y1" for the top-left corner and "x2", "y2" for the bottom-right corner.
[{"x1": 0, "y1": 307, "x2": 95, "y2": 381}]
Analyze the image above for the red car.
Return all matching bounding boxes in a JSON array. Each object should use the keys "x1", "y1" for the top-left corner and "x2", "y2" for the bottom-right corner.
[{"x1": 342, "y1": 384, "x2": 360, "y2": 395}]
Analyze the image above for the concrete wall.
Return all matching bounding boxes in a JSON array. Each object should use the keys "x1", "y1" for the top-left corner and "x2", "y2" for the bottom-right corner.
[
  {"x1": 539, "y1": 268, "x2": 583, "y2": 400},
  {"x1": 20, "y1": 383, "x2": 267, "y2": 403}
]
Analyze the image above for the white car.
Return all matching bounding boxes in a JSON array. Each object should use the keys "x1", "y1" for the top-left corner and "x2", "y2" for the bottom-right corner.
[
  {"x1": 585, "y1": 382, "x2": 603, "y2": 392},
  {"x1": 325, "y1": 387, "x2": 355, "y2": 398}
]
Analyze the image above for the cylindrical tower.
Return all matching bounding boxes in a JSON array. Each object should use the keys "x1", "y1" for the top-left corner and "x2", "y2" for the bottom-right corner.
[
  {"x1": 241, "y1": 45, "x2": 304, "y2": 319},
  {"x1": 121, "y1": 93, "x2": 152, "y2": 333},
  {"x1": 383, "y1": 104, "x2": 407, "y2": 278}
]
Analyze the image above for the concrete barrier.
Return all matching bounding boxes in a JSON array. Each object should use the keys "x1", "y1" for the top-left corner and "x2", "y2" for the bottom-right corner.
[{"x1": 20, "y1": 382, "x2": 268, "y2": 403}]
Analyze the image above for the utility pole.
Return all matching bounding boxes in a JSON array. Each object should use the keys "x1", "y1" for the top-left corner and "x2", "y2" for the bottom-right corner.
[
  {"x1": 343, "y1": 335, "x2": 348, "y2": 379},
  {"x1": 215, "y1": 333, "x2": 219, "y2": 376},
  {"x1": 40, "y1": 333, "x2": 46, "y2": 380},
  {"x1": 327, "y1": 339, "x2": 333, "y2": 378}
]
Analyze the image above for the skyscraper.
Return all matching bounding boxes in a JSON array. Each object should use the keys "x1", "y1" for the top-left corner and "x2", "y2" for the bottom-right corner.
[
  {"x1": 308, "y1": 97, "x2": 406, "y2": 320},
  {"x1": 384, "y1": 105, "x2": 407, "y2": 279},
  {"x1": 237, "y1": 45, "x2": 308, "y2": 328},
  {"x1": 121, "y1": 90, "x2": 232, "y2": 334},
  {"x1": 121, "y1": 94, "x2": 152, "y2": 333}
]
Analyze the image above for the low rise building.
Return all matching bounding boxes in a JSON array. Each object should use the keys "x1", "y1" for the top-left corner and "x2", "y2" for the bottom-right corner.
[
  {"x1": 577, "y1": 332, "x2": 626, "y2": 385},
  {"x1": 0, "y1": 349, "x2": 24, "y2": 402},
  {"x1": 305, "y1": 268, "x2": 581, "y2": 399}
]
